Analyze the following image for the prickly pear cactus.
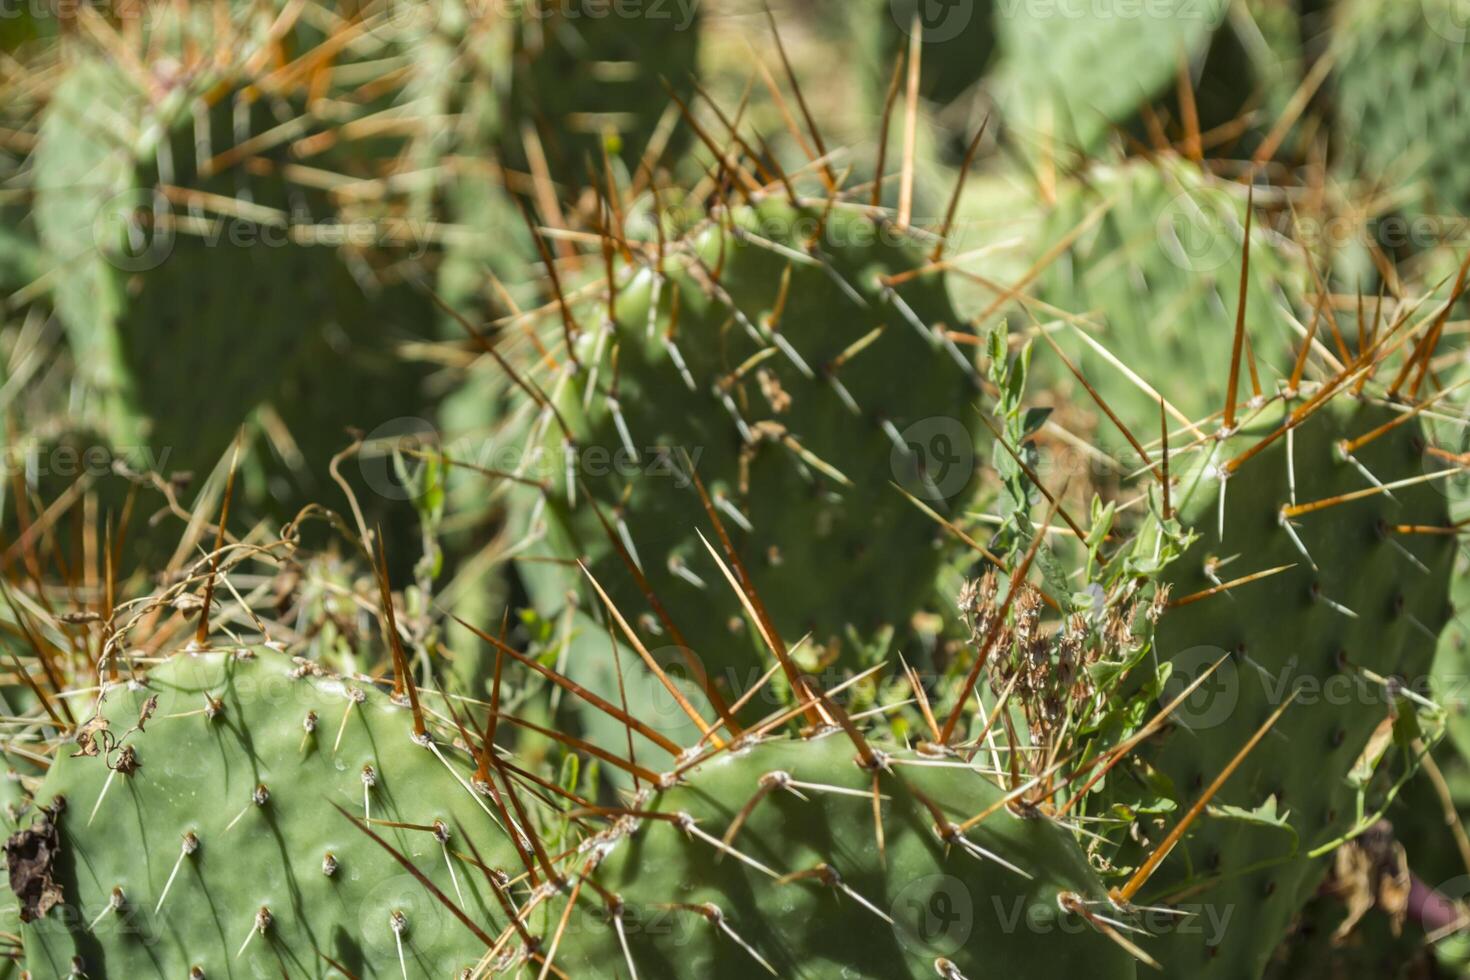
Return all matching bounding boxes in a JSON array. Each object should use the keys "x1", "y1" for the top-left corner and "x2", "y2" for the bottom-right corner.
[
  {"x1": 1335, "y1": 0, "x2": 1470, "y2": 222},
  {"x1": 856, "y1": 0, "x2": 997, "y2": 108},
  {"x1": 1036, "y1": 157, "x2": 1305, "y2": 434},
  {"x1": 403, "y1": 1, "x2": 533, "y2": 314},
  {"x1": 255, "y1": 281, "x2": 437, "y2": 511},
  {"x1": 21, "y1": 649, "x2": 518, "y2": 978},
  {"x1": 0, "y1": 184, "x2": 38, "y2": 298},
  {"x1": 19, "y1": 645, "x2": 1138, "y2": 978},
  {"x1": 32, "y1": 6, "x2": 431, "y2": 484},
  {"x1": 1429, "y1": 357, "x2": 1470, "y2": 757},
  {"x1": 1435, "y1": 536, "x2": 1470, "y2": 752},
  {"x1": 510, "y1": 1, "x2": 701, "y2": 181},
  {"x1": 1190, "y1": 0, "x2": 1306, "y2": 160},
  {"x1": 550, "y1": 733, "x2": 1137, "y2": 978},
  {"x1": 1263, "y1": 742, "x2": 1470, "y2": 978},
  {"x1": 35, "y1": 48, "x2": 305, "y2": 451},
  {"x1": 516, "y1": 194, "x2": 981, "y2": 703},
  {"x1": 992, "y1": 0, "x2": 1230, "y2": 152},
  {"x1": 0, "y1": 230, "x2": 37, "y2": 303},
  {"x1": 1113, "y1": 395, "x2": 1456, "y2": 977},
  {"x1": 856, "y1": 0, "x2": 1298, "y2": 156},
  {"x1": 33, "y1": 56, "x2": 357, "y2": 477}
]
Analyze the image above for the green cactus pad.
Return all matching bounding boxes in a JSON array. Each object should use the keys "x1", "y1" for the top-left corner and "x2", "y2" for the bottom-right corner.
[
  {"x1": 516, "y1": 195, "x2": 981, "y2": 705},
  {"x1": 1036, "y1": 157, "x2": 1306, "y2": 436},
  {"x1": 19, "y1": 645, "x2": 1142, "y2": 977},
  {"x1": 31, "y1": 3, "x2": 436, "y2": 490},
  {"x1": 1117, "y1": 395, "x2": 1455, "y2": 977},
  {"x1": 856, "y1": 0, "x2": 997, "y2": 109},
  {"x1": 0, "y1": 214, "x2": 38, "y2": 299},
  {"x1": 1335, "y1": 0, "x2": 1470, "y2": 223},
  {"x1": 549, "y1": 733, "x2": 1137, "y2": 978},
  {"x1": 854, "y1": 0, "x2": 1296, "y2": 157},
  {"x1": 33, "y1": 49, "x2": 361, "y2": 474},
  {"x1": 1428, "y1": 358, "x2": 1470, "y2": 757},
  {"x1": 510, "y1": 1, "x2": 700, "y2": 181},
  {"x1": 992, "y1": 0, "x2": 1229, "y2": 152},
  {"x1": 1433, "y1": 539, "x2": 1470, "y2": 759},
  {"x1": 21, "y1": 650, "x2": 518, "y2": 978}
]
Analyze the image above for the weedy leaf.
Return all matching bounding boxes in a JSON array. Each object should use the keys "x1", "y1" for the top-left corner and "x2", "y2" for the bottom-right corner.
[
  {"x1": 1022, "y1": 406, "x2": 1053, "y2": 438},
  {"x1": 559, "y1": 753, "x2": 580, "y2": 799},
  {"x1": 986, "y1": 324, "x2": 1009, "y2": 385},
  {"x1": 1390, "y1": 698, "x2": 1423, "y2": 748},
  {"x1": 1035, "y1": 541, "x2": 1073, "y2": 613},
  {"x1": 1208, "y1": 796, "x2": 1293, "y2": 831}
]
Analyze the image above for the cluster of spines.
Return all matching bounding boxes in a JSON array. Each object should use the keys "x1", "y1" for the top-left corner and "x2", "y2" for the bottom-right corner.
[{"x1": 430, "y1": 49, "x2": 1008, "y2": 701}]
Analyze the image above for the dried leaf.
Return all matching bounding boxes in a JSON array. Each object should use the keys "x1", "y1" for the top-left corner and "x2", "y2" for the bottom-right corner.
[
  {"x1": 70, "y1": 716, "x2": 111, "y2": 759},
  {"x1": 4, "y1": 797, "x2": 65, "y2": 922},
  {"x1": 135, "y1": 695, "x2": 159, "y2": 732}
]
